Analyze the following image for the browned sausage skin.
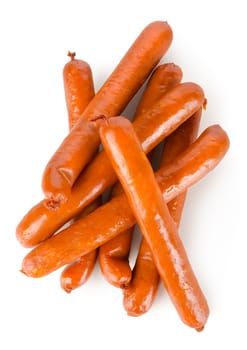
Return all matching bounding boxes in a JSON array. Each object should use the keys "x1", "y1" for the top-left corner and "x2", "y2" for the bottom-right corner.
[
  {"x1": 122, "y1": 110, "x2": 202, "y2": 316},
  {"x1": 60, "y1": 51, "x2": 99, "y2": 292},
  {"x1": 41, "y1": 21, "x2": 173, "y2": 208},
  {"x1": 99, "y1": 63, "x2": 183, "y2": 288},
  {"x1": 17, "y1": 82, "x2": 204, "y2": 248},
  {"x1": 60, "y1": 198, "x2": 101, "y2": 292},
  {"x1": 63, "y1": 51, "x2": 95, "y2": 130},
  {"x1": 96, "y1": 116, "x2": 209, "y2": 330},
  {"x1": 21, "y1": 124, "x2": 229, "y2": 285}
]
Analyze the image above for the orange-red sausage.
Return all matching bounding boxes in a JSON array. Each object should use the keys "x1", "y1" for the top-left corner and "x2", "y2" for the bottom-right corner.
[
  {"x1": 122, "y1": 109, "x2": 202, "y2": 316},
  {"x1": 99, "y1": 63, "x2": 183, "y2": 288},
  {"x1": 122, "y1": 238, "x2": 160, "y2": 316},
  {"x1": 41, "y1": 21, "x2": 173, "y2": 208},
  {"x1": 60, "y1": 197, "x2": 100, "y2": 292},
  {"x1": 97, "y1": 116, "x2": 209, "y2": 330},
  {"x1": 98, "y1": 182, "x2": 133, "y2": 288},
  {"x1": 60, "y1": 252, "x2": 97, "y2": 293},
  {"x1": 16, "y1": 82, "x2": 204, "y2": 248},
  {"x1": 60, "y1": 52, "x2": 99, "y2": 292},
  {"x1": 135, "y1": 63, "x2": 183, "y2": 116},
  {"x1": 21, "y1": 124, "x2": 229, "y2": 283},
  {"x1": 63, "y1": 51, "x2": 95, "y2": 129}
]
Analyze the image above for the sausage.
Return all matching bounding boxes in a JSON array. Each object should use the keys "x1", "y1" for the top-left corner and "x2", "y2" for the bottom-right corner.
[
  {"x1": 159, "y1": 109, "x2": 202, "y2": 223},
  {"x1": 63, "y1": 51, "x2": 95, "y2": 130},
  {"x1": 96, "y1": 116, "x2": 209, "y2": 330},
  {"x1": 135, "y1": 63, "x2": 183, "y2": 116},
  {"x1": 16, "y1": 82, "x2": 204, "y2": 248},
  {"x1": 60, "y1": 52, "x2": 99, "y2": 292},
  {"x1": 41, "y1": 21, "x2": 173, "y2": 208},
  {"x1": 98, "y1": 182, "x2": 133, "y2": 288},
  {"x1": 122, "y1": 109, "x2": 202, "y2": 316},
  {"x1": 60, "y1": 251, "x2": 97, "y2": 293},
  {"x1": 122, "y1": 238, "x2": 160, "y2": 316},
  {"x1": 99, "y1": 63, "x2": 183, "y2": 288},
  {"x1": 21, "y1": 124, "x2": 229, "y2": 286},
  {"x1": 60, "y1": 197, "x2": 101, "y2": 292}
]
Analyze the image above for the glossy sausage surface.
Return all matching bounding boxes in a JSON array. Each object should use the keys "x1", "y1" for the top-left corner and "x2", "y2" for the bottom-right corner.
[
  {"x1": 60, "y1": 53, "x2": 98, "y2": 292},
  {"x1": 60, "y1": 251, "x2": 97, "y2": 293},
  {"x1": 122, "y1": 238, "x2": 160, "y2": 316},
  {"x1": 134, "y1": 63, "x2": 183, "y2": 116},
  {"x1": 99, "y1": 63, "x2": 183, "y2": 288},
  {"x1": 97, "y1": 116, "x2": 209, "y2": 330},
  {"x1": 17, "y1": 82, "x2": 204, "y2": 248},
  {"x1": 60, "y1": 198, "x2": 101, "y2": 292},
  {"x1": 63, "y1": 51, "x2": 95, "y2": 130},
  {"x1": 21, "y1": 124, "x2": 229, "y2": 283},
  {"x1": 122, "y1": 109, "x2": 202, "y2": 316},
  {"x1": 41, "y1": 21, "x2": 173, "y2": 207}
]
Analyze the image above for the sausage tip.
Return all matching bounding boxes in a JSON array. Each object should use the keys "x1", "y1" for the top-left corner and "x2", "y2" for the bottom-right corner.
[
  {"x1": 67, "y1": 51, "x2": 76, "y2": 60},
  {"x1": 61, "y1": 278, "x2": 73, "y2": 293}
]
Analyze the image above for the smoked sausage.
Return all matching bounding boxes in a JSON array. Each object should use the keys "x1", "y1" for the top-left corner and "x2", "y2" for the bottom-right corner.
[
  {"x1": 122, "y1": 109, "x2": 202, "y2": 316},
  {"x1": 96, "y1": 116, "x2": 209, "y2": 330},
  {"x1": 99, "y1": 63, "x2": 183, "y2": 288},
  {"x1": 21, "y1": 124, "x2": 229, "y2": 284},
  {"x1": 60, "y1": 52, "x2": 99, "y2": 292},
  {"x1": 41, "y1": 21, "x2": 173, "y2": 208},
  {"x1": 60, "y1": 197, "x2": 101, "y2": 292},
  {"x1": 17, "y1": 82, "x2": 204, "y2": 248},
  {"x1": 63, "y1": 51, "x2": 95, "y2": 130}
]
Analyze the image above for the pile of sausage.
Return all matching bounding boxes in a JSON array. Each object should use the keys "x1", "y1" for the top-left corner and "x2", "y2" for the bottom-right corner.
[{"x1": 16, "y1": 21, "x2": 230, "y2": 331}]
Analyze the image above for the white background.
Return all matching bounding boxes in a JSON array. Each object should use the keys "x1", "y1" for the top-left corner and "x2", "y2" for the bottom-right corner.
[{"x1": 0, "y1": 0, "x2": 245, "y2": 348}]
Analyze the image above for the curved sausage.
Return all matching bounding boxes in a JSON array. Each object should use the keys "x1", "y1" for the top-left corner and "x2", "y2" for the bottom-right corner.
[
  {"x1": 17, "y1": 82, "x2": 204, "y2": 248},
  {"x1": 135, "y1": 63, "x2": 183, "y2": 116},
  {"x1": 96, "y1": 116, "x2": 209, "y2": 330},
  {"x1": 21, "y1": 124, "x2": 229, "y2": 285},
  {"x1": 63, "y1": 51, "x2": 95, "y2": 129},
  {"x1": 60, "y1": 197, "x2": 100, "y2": 292},
  {"x1": 122, "y1": 109, "x2": 202, "y2": 316},
  {"x1": 99, "y1": 63, "x2": 183, "y2": 288},
  {"x1": 41, "y1": 21, "x2": 173, "y2": 208},
  {"x1": 98, "y1": 182, "x2": 133, "y2": 288},
  {"x1": 60, "y1": 52, "x2": 99, "y2": 292},
  {"x1": 122, "y1": 238, "x2": 160, "y2": 316},
  {"x1": 60, "y1": 251, "x2": 97, "y2": 293}
]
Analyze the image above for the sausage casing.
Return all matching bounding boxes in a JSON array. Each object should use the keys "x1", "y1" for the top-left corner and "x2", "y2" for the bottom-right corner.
[
  {"x1": 97, "y1": 116, "x2": 209, "y2": 330},
  {"x1": 99, "y1": 63, "x2": 183, "y2": 288},
  {"x1": 17, "y1": 82, "x2": 205, "y2": 247},
  {"x1": 41, "y1": 21, "x2": 173, "y2": 207},
  {"x1": 21, "y1": 124, "x2": 229, "y2": 301},
  {"x1": 123, "y1": 109, "x2": 202, "y2": 316}
]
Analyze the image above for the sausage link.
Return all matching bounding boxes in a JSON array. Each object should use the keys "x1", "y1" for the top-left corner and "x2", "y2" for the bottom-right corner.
[
  {"x1": 122, "y1": 238, "x2": 160, "y2": 316},
  {"x1": 60, "y1": 251, "x2": 97, "y2": 293},
  {"x1": 17, "y1": 82, "x2": 204, "y2": 248},
  {"x1": 41, "y1": 21, "x2": 173, "y2": 208},
  {"x1": 21, "y1": 124, "x2": 229, "y2": 286},
  {"x1": 63, "y1": 51, "x2": 95, "y2": 129},
  {"x1": 122, "y1": 109, "x2": 202, "y2": 316},
  {"x1": 60, "y1": 52, "x2": 99, "y2": 292},
  {"x1": 97, "y1": 116, "x2": 209, "y2": 330},
  {"x1": 60, "y1": 197, "x2": 101, "y2": 292},
  {"x1": 160, "y1": 109, "x2": 202, "y2": 223},
  {"x1": 99, "y1": 227, "x2": 133, "y2": 288},
  {"x1": 135, "y1": 63, "x2": 183, "y2": 116},
  {"x1": 99, "y1": 63, "x2": 183, "y2": 288}
]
